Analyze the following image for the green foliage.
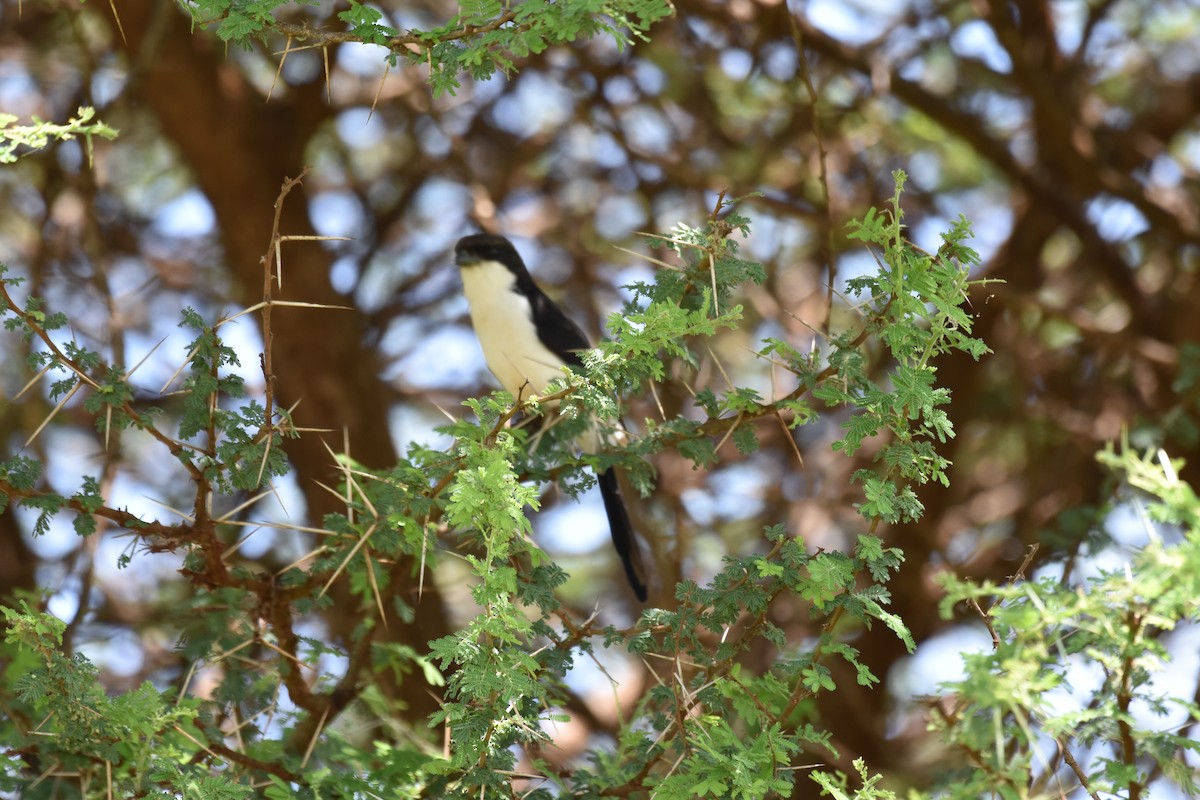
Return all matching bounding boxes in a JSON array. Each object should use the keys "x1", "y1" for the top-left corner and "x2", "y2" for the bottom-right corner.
[
  {"x1": 0, "y1": 106, "x2": 117, "y2": 164},
  {"x1": 179, "y1": 0, "x2": 315, "y2": 43},
  {"x1": 178, "y1": 0, "x2": 674, "y2": 95},
  {"x1": 9, "y1": 161, "x2": 1190, "y2": 798},
  {"x1": 412, "y1": 177, "x2": 971, "y2": 799},
  {"x1": 336, "y1": 3, "x2": 399, "y2": 45},
  {"x1": 811, "y1": 758, "x2": 898, "y2": 799},
  {"x1": 933, "y1": 443, "x2": 1200, "y2": 799},
  {"x1": 420, "y1": 0, "x2": 674, "y2": 95},
  {"x1": 0, "y1": 453, "x2": 41, "y2": 492},
  {"x1": 3, "y1": 5, "x2": 1194, "y2": 799},
  {"x1": 0, "y1": 602, "x2": 222, "y2": 797},
  {"x1": 0, "y1": 272, "x2": 292, "y2": 545},
  {"x1": 814, "y1": 171, "x2": 992, "y2": 523},
  {"x1": 1, "y1": 179, "x2": 993, "y2": 797}
]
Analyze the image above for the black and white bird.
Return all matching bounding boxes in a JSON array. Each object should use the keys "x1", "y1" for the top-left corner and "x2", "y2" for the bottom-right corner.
[{"x1": 454, "y1": 233, "x2": 648, "y2": 602}]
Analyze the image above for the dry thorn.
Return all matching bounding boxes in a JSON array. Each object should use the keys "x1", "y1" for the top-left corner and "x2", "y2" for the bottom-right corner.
[
  {"x1": 611, "y1": 244, "x2": 680, "y2": 272},
  {"x1": 674, "y1": 367, "x2": 698, "y2": 399},
  {"x1": 280, "y1": 234, "x2": 352, "y2": 243},
  {"x1": 658, "y1": 748, "x2": 687, "y2": 787},
  {"x1": 254, "y1": 428, "x2": 276, "y2": 487},
  {"x1": 775, "y1": 409, "x2": 805, "y2": 470},
  {"x1": 429, "y1": 399, "x2": 460, "y2": 424},
  {"x1": 339, "y1": 427, "x2": 355, "y2": 517},
  {"x1": 223, "y1": 695, "x2": 282, "y2": 739},
  {"x1": 138, "y1": 494, "x2": 195, "y2": 524},
  {"x1": 273, "y1": 235, "x2": 283, "y2": 292},
  {"x1": 106, "y1": 0, "x2": 126, "y2": 44},
  {"x1": 712, "y1": 412, "x2": 742, "y2": 455},
  {"x1": 708, "y1": 248, "x2": 719, "y2": 315},
  {"x1": 214, "y1": 484, "x2": 283, "y2": 535},
  {"x1": 311, "y1": 478, "x2": 356, "y2": 511},
  {"x1": 220, "y1": 300, "x2": 352, "y2": 325},
  {"x1": 319, "y1": 435, "x2": 382, "y2": 518},
  {"x1": 703, "y1": 342, "x2": 734, "y2": 391},
  {"x1": 751, "y1": 347, "x2": 794, "y2": 374},
  {"x1": 369, "y1": 60, "x2": 391, "y2": 121},
  {"x1": 13, "y1": 361, "x2": 54, "y2": 400},
  {"x1": 1156, "y1": 448, "x2": 1177, "y2": 484},
  {"x1": 323, "y1": 44, "x2": 331, "y2": 104},
  {"x1": 220, "y1": 524, "x2": 265, "y2": 561},
  {"x1": 24, "y1": 380, "x2": 84, "y2": 449},
  {"x1": 647, "y1": 379, "x2": 666, "y2": 420},
  {"x1": 633, "y1": 230, "x2": 709, "y2": 251},
  {"x1": 121, "y1": 334, "x2": 170, "y2": 380},
  {"x1": 274, "y1": 545, "x2": 331, "y2": 577},
  {"x1": 258, "y1": 636, "x2": 318, "y2": 673},
  {"x1": 318, "y1": 521, "x2": 379, "y2": 600},
  {"x1": 271, "y1": 41, "x2": 328, "y2": 55},
  {"x1": 175, "y1": 659, "x2": 200, "y2": 707},
  {"x1": 418, "y1": 514, "x2": 431, "y2": 600},
  {"x1": 363, "y1": 553, "x2": 388, "y2": 630},
  {"x1": 170, "y1": 724, "x2": 223, "y2": 764},
  {"x1": 268, "y1": 35, "x2": 293, "y2": 102},
  {"x1": 219, "y1": 516, "x2": 330, "y2": 537},
  {"x1": 206, "y1": 637, "x2": 259, "y2": 666},
  {"x1": 158, "y1": 342, "x2": 201, "y2": 394},
  {"x1": 706, "y1": 190, "x2": 732, "y2": 318},
  {"x1": 779, "y1": 302, "x2": 831, "y2": 341},
  {"x1": 302, "y1": 704, "x2": 331, "y2": 769}
]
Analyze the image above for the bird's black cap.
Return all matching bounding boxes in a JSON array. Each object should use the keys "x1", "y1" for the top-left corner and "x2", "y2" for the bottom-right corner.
[{"x1": 455, "y1": 233, "x2": 522, "y2": 268}]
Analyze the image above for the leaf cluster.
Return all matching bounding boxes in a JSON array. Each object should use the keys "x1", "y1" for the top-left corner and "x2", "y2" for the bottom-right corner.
[
  {"x1": 0, "y1": 269, "x2": 293, "y2": 550},
  {"x1": 178, "y1": 0, "x2": 674, "y2": 96},
  {"x1": 932, "y1": 444, "x2": 1200, "y2": 799},
  {"x1": 0, "y1": 106, "x2": 117, "y2": 165},
  {"x1": 0, "y1": 601, "x2": 217, "y2": 798}
]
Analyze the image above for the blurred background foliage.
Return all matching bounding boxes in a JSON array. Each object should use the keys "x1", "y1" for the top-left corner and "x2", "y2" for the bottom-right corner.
[{"x1": 1, "y1": 0, "x2": 1198, "y2": 793}]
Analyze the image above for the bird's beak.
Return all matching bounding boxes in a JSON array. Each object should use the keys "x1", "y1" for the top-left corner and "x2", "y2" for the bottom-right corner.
[{"x1": 455, "y1": 250, "x2": 480, "y2": 267}]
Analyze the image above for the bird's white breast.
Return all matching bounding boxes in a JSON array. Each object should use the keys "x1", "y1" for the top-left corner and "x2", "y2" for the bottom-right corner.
[{"x1": 461, "y1": 259, "x2": 571, "y2": 401}]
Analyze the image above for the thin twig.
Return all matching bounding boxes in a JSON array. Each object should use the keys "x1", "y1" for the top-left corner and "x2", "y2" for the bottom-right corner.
[{"x1": 1058, "y1": 738, "x2": 1103, "y2": 800}]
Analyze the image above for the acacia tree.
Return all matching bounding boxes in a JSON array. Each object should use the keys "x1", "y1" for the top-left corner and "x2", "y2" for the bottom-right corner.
[{"x1": 1, "y1": 1, "x2": 1198, "y2": 798}]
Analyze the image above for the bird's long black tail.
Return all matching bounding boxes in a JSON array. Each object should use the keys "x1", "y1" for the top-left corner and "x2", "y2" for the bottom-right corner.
[{"x1": 597, "y1": 468, "x2": 648, "y2": 601}]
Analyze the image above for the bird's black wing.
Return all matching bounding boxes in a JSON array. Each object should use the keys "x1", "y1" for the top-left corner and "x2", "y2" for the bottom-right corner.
[{"x1": 525, "y1": 287, "x2": 592, "y2": 370}]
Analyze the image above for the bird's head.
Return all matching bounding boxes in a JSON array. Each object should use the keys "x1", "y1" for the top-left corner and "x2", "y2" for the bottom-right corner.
[{"x1": 454, "y1": 233, "x2": 523, "y2": 270}]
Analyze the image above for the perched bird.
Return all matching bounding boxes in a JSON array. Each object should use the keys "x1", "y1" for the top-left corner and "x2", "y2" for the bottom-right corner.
[{"x1": 454, "y1": 233, "x2": 648, "y2": 601}]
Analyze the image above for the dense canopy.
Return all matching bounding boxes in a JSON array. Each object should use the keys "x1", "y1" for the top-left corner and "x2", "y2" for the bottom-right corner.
[{"x1": 1, "y1": 1, "x2": 1197, "y2": 797}]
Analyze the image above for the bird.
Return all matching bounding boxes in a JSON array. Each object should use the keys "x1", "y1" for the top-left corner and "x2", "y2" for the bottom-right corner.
[{"x1": 454, "y1": 232, "x2": 648, "y2": 601}]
